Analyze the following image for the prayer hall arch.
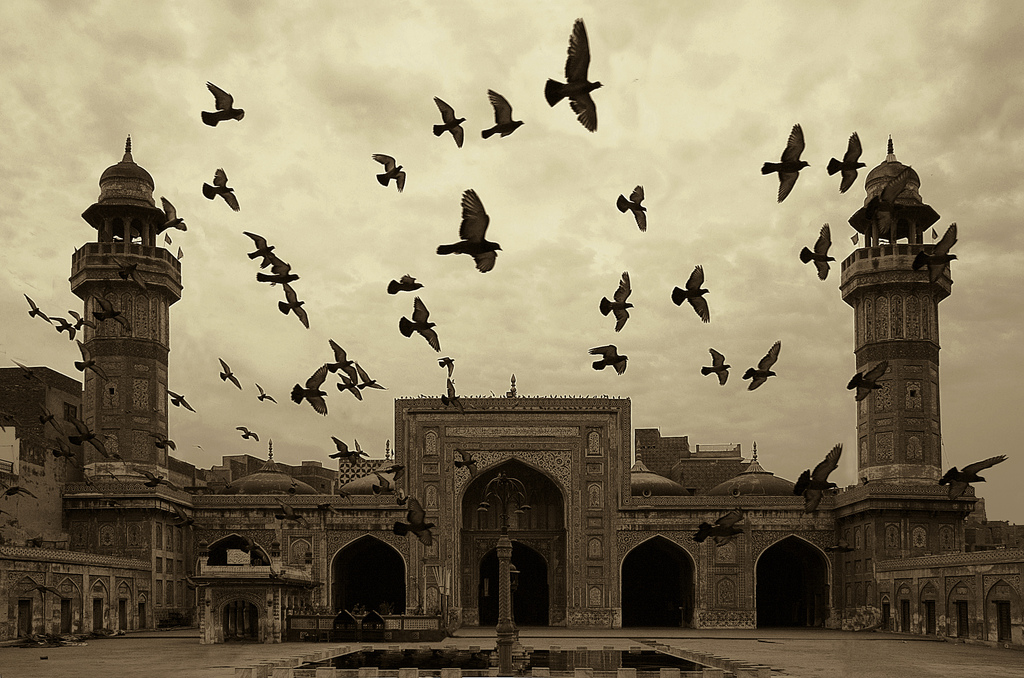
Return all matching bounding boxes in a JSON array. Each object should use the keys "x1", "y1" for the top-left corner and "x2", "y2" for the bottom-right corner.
[
  {"x1": 330, "y1": 535, "x2": 406, "y2": 614},
  {"x1": 620, "y1": 535, "x2": 695, "y2": 627},
  {"x1": 754, "y1": 535, "x2": 830, "y2": 627}
]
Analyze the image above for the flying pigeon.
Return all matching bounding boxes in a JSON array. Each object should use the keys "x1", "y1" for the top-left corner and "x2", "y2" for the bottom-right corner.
[
  {"x1": 436, "y1": 189, "x2": 501, "y2": 272},
  {"x1": 438, "y1": 356, "x2": 455, "y2": 378},
  {"x1": 24, "y1": 295, "x2": 53, "y2": 324},
  {"x1": 38, "y1": 405, "x2": 64, "y2": 434},
  {"x1": 354, "y1": 363, "x2": 385, "y2": 391},
  {"x1": 148, "y1": 432, "x2": 176, "y2": 450},
  {"x1": 257, "y1": 269, "x2": 299, "y2": 285},
  {"x1": 399, "y1": 297, "x2": 441, "y2": 352},
  {"x1": 337, "y1": 373, "x2": 363, "y2": 400},
  {"x1": 742, "y1": 340, "x2": 781, "y2": 391},
  {"x1": 827, "y1": 132, "x2": 866, "y2": 194},
  {"x1": 278, "y1": 283, "x2": 309, "y2": 329},
  {"x1": 255, "y1": 383, "x2": 277, "y2": 403},
  {"x1": 454, "y1": 449, "x2": 479, "y2": 476},
  {"x1": 218, "y1": 358, "x2": 242, "y2": 390},
  {"x1": 50, "y1": 316, "x2": 77, "y2": 341},
  {"x1": 242, "y1": 232, "x2": 278, "y2": 268},
  {"x1": 202, "y1": 168, "x2": 240, "y2": 211},
  {"x1": 847, "y1": 360, "x2": 889, "y2": 401},
  {"x1": 47, "y1": 437, "x2": 75, "y2": 459},
  {"x1": 326, "y1": 340, "x2": 357, "y2": 381},
  {"x1": 91, "y1": 296, "x2": 132, "y2": 332},
  {"x1": 372, "y1": 154, "x2": 406, "y2": 192},
  {"x1": 864, "y1": 163, "x2": 915, "y2": 237},
  {"x1": 167, "y1": 389, "x2": 197, "y2": 412},
  {"x1": 66, "y1": 416, "x2": 116, "y2": 459},
  {"x1": 160, "y1": 197, "x2": 186, "y2": 231},
  {"x1": 762, "y1": 124, "x2": 809, "y2": 203},
  {"x1": 74, "y1": 340, "x2": 109, "y2": 381},
  {"x1": 1, "y1": 485, "x2": 38, "y2": 500},
  {"x1": 330, "y1": 437, "x2": 368, "y2": 463},
  {"x1": 441, "y1": 378, "x2": 465, "y2": 414},
  {"x1": 589, "y1": 345, "x2": 627, "y2": 374},
  {"x1": 133, "y1": 467, "x2": 172, "y2": 488},
  {"x1": 599, "y1": 271, "x2": 633, "y2": 332},
  {"x1": 701, "y1": 348, "x2": 730, "y2": 386},
  {"x1": 912, "y1": 223, "x2": 957, "y2": 283},
  {"x1": 236, "y1": 426, "x2": 259, "y2": 441},
  {"x1": 671, "y1": 265, "x2": 710, "y2": 323},
  {"x1": 481, "y1": 89, "x2": 523, "y2": 139},
  {"x1": 616, "y1": 185, "x2": 646, "y2": 232},
  {"x1": 793, "y1": 443, "x2": 843, "y2": 512},
  {"x1": 11, "y1": 360, "x2": 43, "y2": 382},
  {"x1": 387, "y1": 275, "x2": 423, "y2": 295},
  {"x1": 544, "y1": 18, "x2": 601, "y2": 132},
  {"x1": 799, "y1": 224, "x2": 835, "y2": 280},
  {"x1": 393, "y1": 496, "x2": 434, "y2": 546},
  {"x1": 433, "y1": 97, "x2": 465, "y2": 148},
  {"x1": 274, "y1": 500, "x2": 309, "y2": 527},
  {"x1": 940, "y1": 455, "x2": 1008, "y2": 500},
  {"x1": 111, "y1": 257, "x2": 147, "y2": 290},
  {"x1": 693, "y1": 509, "x2": 744, "y2": 545},
  {"x1": 201, "y1": 82, "x2": 244, "y2": 126},
  {"x1": 317, "y1": 501, "x2": 342, "y2": 515},
  {"x1": 826, "y1": 540, "x2": 855, "y2": 553},
  {"x1": 291, "y1": 364, "x2": 329, "y2": 416},
  {"x1": 68, "y1": 310, "x2": 96, "y2": 331}
]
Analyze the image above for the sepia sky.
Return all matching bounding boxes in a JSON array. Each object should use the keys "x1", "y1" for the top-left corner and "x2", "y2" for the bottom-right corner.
[{"x1": 1, "y1": 1, "x2": 1021, "y2": 520}]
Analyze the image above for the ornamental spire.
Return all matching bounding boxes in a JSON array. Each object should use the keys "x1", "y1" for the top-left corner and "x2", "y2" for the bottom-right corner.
[
  {"x1": 123, "y1": 135, "x2": 134, "y2": 162},
  {"x1": 885, "y1": 136, "x2": 897, "y2": 163}
]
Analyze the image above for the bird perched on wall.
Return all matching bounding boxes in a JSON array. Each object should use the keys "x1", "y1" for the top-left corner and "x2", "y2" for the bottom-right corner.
[
  {"x1": 255, "y1": 383, "x2": 277, "y2": 403},
  {"x1": 693, "y1": 509, "x2": 744, "y2": 545},
  {"x1": 330, "y1": 437, "x2": 368, "y2": 463},
  {"x1": 742, "y1": 340, "x2": 781, "y2": 390},
  {"x1": 939, "y1": 455, "x2": 1008, "y2": 500},
  {"x1": 236, "y1": 426, "x2": 259, "y2": 441},
  {"x1": 91, "y1": 296, "x2": 132, "y2": 333},
  {"x1": 68, "y1": 310, "x2": 96, "y2": 332},
  {"x1": 701, "y1": 348, "x2": 730, "y2": 386},
  {"x1": 399, "y1": 297, "x2": 441, "y2": 352},
  {"x1": 387, "y1": 275, "x2": 423, "y2": 295},
  {"x1": 24, "y1": 295, "x2": 53, "y2": 325},
  {"x1": 111, "y1": 257, "x2": 148, "y2": 290},
  {"x1": 545, "y1": 18, "x2": 601, "y2": 132},
  {"x1": 794, "y1": 443, "x2": 843, "y2": 512},
  {"x1": 799, "y1": 224, "x2": 835, "y2": 280},
  {"x1": 1, "y1": 485, "x2": 38, "y2": 500},
  {"x1": 432, "y1": 97, "x2": 466, "y2": 148},
  {"x1": 291, "y1": 364, "x2": 329, "y2": 416},
  {"x1": 847, "y1": 361, "x2": 889, "y2": 401},
  {"x1": 600, "y1": 272, "x2": 633, "y2": 332},
  {"x1": 762, "y1": 123, "x2": 809, "y2": 203},
  {"x1": 278, "y1": 284, "x2": 309, "y2": 329},
  {"x1": 438, "y1": 357, "x2": 455, "y2": 378},
  {"x1": 589, "y1": 345, "x2": 627, "y2": 375},
  {"x1": 436, "y1": 189, "x2": 501, "y2": 273},
  {"x1": 167, "y1": 389, "x2": 197, "y2": 412},
  {"x1": 441, "y1": 378, "x2": 465, "y2": 414},
  {"x1": 393, "y1": 497, "x2": 434, "y2": 546},
  {"x1": 827, "y1": 132, "x2": 866, "y2": 194},
  {"x1": 454, "y1": 450, "x2": 479, "y2": 477},
  {"x1": 372, "y1": 154, "x2": 406, "y2": 192},
  {"x1": 160, "y1": 197, "x2": 186, "y2": 231},
  {"x1": 218, "y1": 358, "x2": 242, "y2": 390},
  {"x1": 202, "y1": 168, "x2": 240, "y2": 211},
  {"x1": 616, "y1": 186, "x2": 646, "y2": 232},
  {"x1": 201, "y1": 82, "x2": 244, "y2": 126},
  {"x1": 912, "y1": 222, "x2": 958, "y2": 283},
  {"x1": 481, "y1": 90, "x2": 523, "y2": 139},
  {"x1": 66, "y1": 416, "x2": 117, "y2": 459},
  {"x1": 671, "y1": 265, "x2": 710, "y2": 323}
]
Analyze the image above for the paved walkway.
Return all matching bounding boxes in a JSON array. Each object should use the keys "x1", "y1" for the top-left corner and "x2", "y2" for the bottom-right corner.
[{"x1": 0, "y1": 627, "x2": 1020, "y2": 678}]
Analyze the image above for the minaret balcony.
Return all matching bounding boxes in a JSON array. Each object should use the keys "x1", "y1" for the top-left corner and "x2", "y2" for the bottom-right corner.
[
  {"x1": 840, "y1": 242, "x2": 951, "y2": 302},
  {"x1": 71, "y1": 241, "x2": 182, "y2": 299}
]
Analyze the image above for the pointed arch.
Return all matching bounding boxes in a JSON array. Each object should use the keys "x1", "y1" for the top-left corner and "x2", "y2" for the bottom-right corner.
[
  {"x1": 206, "y1": 533, "x2": 271, "y2": 565},
  {"x1": 620, "y1": 535, "x2": 695, "y2": 627},
  {"x1": 755, "y1": 535, "x2": 830, "y2": 627},
  {"x1": 331, "y1": 534, "x2": 406, "y2": 615},
  {"x1": 478, "y1": 540, "x2": 549, "y2": 626}
]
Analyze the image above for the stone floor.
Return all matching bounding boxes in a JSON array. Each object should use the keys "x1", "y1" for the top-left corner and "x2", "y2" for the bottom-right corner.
[{"x1": 0, "y1": 627, "x2": 1021, "y2": 678}]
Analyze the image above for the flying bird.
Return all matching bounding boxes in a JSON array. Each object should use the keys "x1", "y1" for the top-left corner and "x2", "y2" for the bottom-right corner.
[
  {"x1": 372, "y1": 154, "x2": 406, "y2": 192},
  {"x1": 74, "y1": 340, "x2": 109, "y2": 381},
  {"x1": 201, "y1": 82, "x2": 244, "y2": 126},
  {"x1": 912, "y1": 223, "x2": 958, "y2": 283},
  {"x1": 826, "y1": 540, "x2": 855, "y2": 553},
  {"x1": 762, "y1": 123, "x2": 809, "y2": 203},
  {"x1": 599, "y1": 271, "x2": 633, "y2": 332},
  {"x1": 257, "y1": 268, "x2": 299, "y2": 285},
  {"x1": 50, "y1": 316, "x2": 77, "y2": 341},
  {"x1": 793, "y1": 443, "x2": 843, "y2": 512},
  {"x1": 24, "y1": 295, "x2": 53, "y2": 325},
  {"x1": 47, "y1": 437, "x2": 75, "y2": 459},
  {"x1": 742, "y1": 340, "x2": 781, "y2": 391},
  {"x1": 202, "y1": 168, "x2": 240, "y2": 211},
  {"x1": 454, "y1": 449, "x2": 478, "y2": 477},
  {"x1": 481, "y1": 90, "x2": 523, "y2": 139},
  {"x1": 11, "y1": 360, "x2": 43, "y2": 382},
  {"x1": 38, "y1": 405, "x2": 64, "y2": 434},
  {"x1": 1, "y1": 485, "x2": 38, "y2": 500},
  {"x1": 616, "y1": 186, "x2": 646, "y2": 232},
  {"x1": 148, "y1": 432, "x2": 176, "y2": 450},
  {"x1": 66, "y1": 416, "x2": 116, "y2": 458},
  {"x1": 218, "y1": 358, "x2": 242, "y2": 390},
  {"x1": 847, "y1": 361, "x2": 889, "y2": 401},
  {"x1": 399, "y1": 297, "x2": 441, "y2": 352},
  {"x1": 393, "y1": 497, "x2": 434, "y2": 546},
  {"x1": 111, "y1": 257, "x2": 148, "y2": 290},
  {"x1": 160, "y1": 197, "x2": 186, "y2": 231},
  {"x1": 671, "y1": 265, "x2": 710, "y2": 323},
  {"x1": 337, "y1": 373, "x2": 363, "y2": 401},
  {"x1": 354, "y1": 363, "x2": 385, "y2": 391},
  {"x1": 544, "y1": 18, "x2": 602, "y2": 132},
  {"x1": 291, "y1": 364, "x2": 329, "y2": 416},
  {"x1": 274, "y1": 501, "x2": 309, "y2": 527},
  {"x1": 167, "y1": 389, "x2": 197, "y2": 412},
  {"x1": 438, "y1": 356, "x2": 455, "y2": 378},
  {"x1": 133, "y1": 467, "x2": 172, "y2": 489},
  {"x1": 255, "y1": 383, "x2": 277, "y2": 403},
  {"x1": 436, "y1": 189, "x2": 501, "y2": 273},
  {"x1": 91, "y1": 296, "x2": 132, "y2": 333},
  {"x1": 701, "y1": 348, "x2": 730, "y2": 386},
  {"x1": 827, "y1": 132, "x2": 866, "y2": 194},
  {"x1": 387, "y1": 275, "x2": 423, "y2": 295},
  {"x1": 278, "y1": 283, "x2": 309, "y2": 329},
  {"x1": 589, "y1": 345, "x2": 627, "y2": 375},
  {"x1": 236, "y1": 426, "x2": 259, "y2": 441},
  {"x1": 326, "y1": 340, "x2": 357, "y2": 381},
  {"x1": 330, "y1": 437, "x2": 368, "y2": 463},
  {"x1": 939, "y1": 455, "x2": 1008, "y2": 500},
  {"x1": 433, "y1": 97, "x2": 465, "y2": 148},
  {"x1": 799, "y1": 224, "x2": 835, "y2": 280},
  {"x1": 864, "y1": 163, "x2": 915, "y2": 237},
  {"x1": 242, "y1": 232, "x2": 278, "y2": 268},
  {"x1": 68, "y1": 310, "x2": 96, "y2": 331},
  {"x1": 441, "y1": 378, "x2": 465, "y2": 414},
  {"x1": 26, "y1": 583, "x2": 62, "y2": 596},
  {"x1": 317, "y1": 501, "x2": 341, "y2": 515},
  {"x1": 693, "y1": 509, "x2": 745, "y2": 545}
]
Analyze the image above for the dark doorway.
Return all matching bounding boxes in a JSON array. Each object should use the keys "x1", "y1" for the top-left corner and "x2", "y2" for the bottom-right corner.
[
  {"x1": 93, "y1": 598, "x2": 104, "y2": 631},
  {"x1": 955, "y1": 601, "x2": 968, "y2": 637},
  {"x1": 755, "y1": 537, "x2": 829, "y2": 627},
  {"x1": 222, "y1": 600, "x2": 259, "y2": 641},
  {"x1": 996, "y1": 601, "x2": 1011, "y2": 642},
  {"x1": 900, "y1": 599, "x2": 910, "y2": 632},
  {"x1": 118, "y1": 599, "x2": 128, "y2": 630},
  {"x1": 138, "y1": 602, "x2": 147, "y2": 629},
  {"x1": 621, "y1": 537, "x2": 694, "y2": 627},
  {"x1": 924, "y1": 600, "x2": 936, "y2": 634},
  {"x1": 479, "y1": 542, "x2": 549, "y2": 626},
  {"x1": 332, "y1": 536, "x2": 405, "y2": 614},
  {"x1": 61, "y1": 598, "x2": 73, "y2": 634},
  {"x1": 882, "y1": 602, "x2": 891, "y2": 630},
  {"x1": 18, "y1": 599, "x2": 32, "y2": 637}
]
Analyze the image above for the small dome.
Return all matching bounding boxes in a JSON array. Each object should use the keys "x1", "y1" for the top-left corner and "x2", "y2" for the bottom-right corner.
[
  {"x1": 220, "y1": 449, "x2": 317, "y2": 495},
  {"x1": 630, "y1": 458, "x2": 689, "y2": 497},
  {"x1": 848, "y1": 138, "x2": 939, "y2": 239},
  {"x1": 862, "y1": 142, "x2": 923, "y2": 209},
  {"x1": 707, "y1": 451, "x2": 794, "y2": 497},
  {"x1": 97, "y1": 136, "x2": 156, "y2": 208}
]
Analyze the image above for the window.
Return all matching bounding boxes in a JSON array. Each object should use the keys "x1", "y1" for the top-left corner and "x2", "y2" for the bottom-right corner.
[
  {"x1": 166, "y1": 559, "x2": 173, "y2": 574},
  {"x1": 63, "y1": 402, "x2": 77, "y2": 421},
  {"x1": 155, "y1": 557, "x2": 162, "y2": 573},
  {"x1": 166, "y1": 581, "x2": 174, "y2": 607}
]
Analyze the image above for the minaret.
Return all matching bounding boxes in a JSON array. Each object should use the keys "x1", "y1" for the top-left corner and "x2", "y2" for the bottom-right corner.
[
  {"x1": 840, "y1": 139, "x2": 946, "y2": 484},
  {"x1": 71, "y1": 137, "x2": 182, "y2": 472}
]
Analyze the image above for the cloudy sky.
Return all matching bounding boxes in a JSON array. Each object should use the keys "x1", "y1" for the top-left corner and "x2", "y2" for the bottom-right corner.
[{"x1": 1, "y1": 1, "x2": 1021, "y2": 520}]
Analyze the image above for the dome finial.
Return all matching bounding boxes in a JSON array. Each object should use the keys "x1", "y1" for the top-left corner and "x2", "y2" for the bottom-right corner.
[
  {"x1": 886, "y1": 136, "x2": 897, "y2": 163},
  {"x1": 122, "y1": 135, "x2": 134, "y2": 163},
  {"x1": 267, "y1": 439, "x2": 274, "y2": 461},
  {"x1": 752, "y1": 441, "x2": 758, "y2": 463}
]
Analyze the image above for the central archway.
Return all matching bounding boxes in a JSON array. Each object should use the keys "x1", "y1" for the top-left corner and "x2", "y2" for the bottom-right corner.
[
  {"x1": 478, "y1": 541, "x2": 549, "y2": 626},
  {"x1": 621, "y1": 536, "x2": 695, "y2": 627},
  {"x1": 332, "y1": 536, "x2": 405, "y2": 614},
  {"x1": 756, "y1": 536, "x2": 829, "y2": 627}
]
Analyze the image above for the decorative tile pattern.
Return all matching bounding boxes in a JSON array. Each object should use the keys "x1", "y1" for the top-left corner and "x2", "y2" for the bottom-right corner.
[
  {"x1": 876, "y1": 432, "x2": 893, "y2": 462},
  {"x1": 587, "y1": 431, "x2": 601, "y2": 456},
  {"x1": 906, "y1": 295, "x2": 920, "y2": 338},
  {"x1": 864, "y1": 297, "x2": 873, "y2": 343},
  {"x1": 875, "y1": 295, "x2": 888, "y2": 340},
  {"x1": 716, "y1": 577, "x2": 736, "y2": 607},
  {"x1": 446, "y1": 426, "x2": 580, "y2": 437},
  {"x1": 891, "y1": 295, "x2": 903, "y2": 339},
  {"x1": 875, "y1": 381, "x2": 892, "y2": 412},
  {"x1": 906, "y1": 436, "x2": 923, "y2": 461},
  {"x1": 133, "y1": 379, "x2": 149, "y2": 410}
]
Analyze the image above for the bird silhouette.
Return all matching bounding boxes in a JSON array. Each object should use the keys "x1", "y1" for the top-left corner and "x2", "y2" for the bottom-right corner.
[
  {"x1": 38, "y1": 406, "x2": 64, "y2": 433},
  {"x1": 589, "y1": 345, "x2": 627, "y2": 374},
  {"x1": 799, "y1": 224, "x2": 835, "y2": 280},
  {"x1": 693, "y1": 509, "x2": 744, "y2": 545},
  {"x1": 26, "y1": 583, "x2": 62, "y2": 596},
  {"x1": 454, "y1": 449, "x2": 479, "y2": 476},
  {"x1": 372, "y1": 154, "x2": 406, "y2": 192},
  {"x1": 354, "y1": 363, "x2": 385, "y2": 391},
  {"x1": 148, "y1": 432, "x2": 176, "y2": 450},
  {"x1": 326, "y1": 340, "x2": 358, "y2": 381},
  {"x1": 827, "y1": 132, "x2": 865, "y2": 194},
  {"x1": 330, "y1": 437, "x2": 368, "y2": 463},
  {"x1": 337, "y1": 373, "x2": 364, "y2": 401},
  {"x1": 68, "y1": 310, "x2": 96, "y2": 331},
  {"x1": 438, "y1": 357, "x2": 455, "y2": 378},
  {"x1": 11, "y1": 360, "x2": 44, "y2": 383},
  {"x1": 671, "y1": 265, "x2": 710, "y2": 323},
  {"x1": 291, "y1": 364, "x2": 329, "y2": 416},
  {"x1": 74, "y1": 340, "x2": 108, "y2": 381},
  {"x1": 826, "y1": 540, "x2": 855, "y2": 553},
  {"x1": 278, "y1": 283, "x2": 309, "y2": 329},
  {"x1": 160, "y1": 197, "x2": 186, "y2": 231},
  {"x1": 91, "y1": 296, "x2": 132, "y2": 333},
  {"x1": 762, "y1": 123, "x2": 809, "y2": 203},
  {"x1": 50, "y1": 316, "x2": 77, "y2": 341},
  {"x1": 481, "y1": 90, "x2": 523, "y2": 139},
  {"x1": 257, "y1": 269, "x2": 299, "y2": 285},
  {"x1": 616, "y1": 186, "x2": 646, "y2": 232},
  {"x1": 201, "y1": 82, "x2": 244, "y2": 126},
  {"x1": 236, "y1": 426, "x2": 259, "y2": 441},
  {"x1": 202, "y1": 168, "x2": 240, "y2": 211},
  {"x1": 111, "y1": 257, "x2": 148, "y2": 290},
  {"x1": 317, "y1": 501, "x2": 341, "y2": 515},
  {"x1": 793, "y1": 443, "x2": 843, "y2": 512},
  {"x1": 701, "y1": 348, "x2": 730, "y2": 386},
  {"x1": 399, "y1": 297, "x2": 441, "y2": 352},
  {"x1": 133, "y1": 467, "x2": 172, "y2": 489},
  {"x1": 599, "y1": 271, "x2": 633, "y2": 332},
  {"x1": 912, "y1": 223, "x2": 958, "y2": 283},
  {"x1": 436, "y1": 189, "x2": 501, "y2": 273},
  {"x1": 940, "y1": 455, "x2": 1008, "y2": 499},
  {"x1": 24, "y1": 295, "x2": 53, "y2": 324},
  {"x1": 1, "y1": 485, "x2": 38, "y2": 500},
  {"x1": 847, "y1": 360, "x2": 889, "y2": 401},
  {"x1": 433, "y1": 97, "x2": 466, "y2": 148},
  {"x1": 441, "y1": 378, "x2": 465, "y2": 414},
  {"x1": 47, "y1": 437, "x2": 75, "y2": 459},
  {"x1": 545, "y1": 18, "x2": 601, "y2": 132},
  {"x1": 742, "y1": 340, "x2": 781, "y2": 390},
  {"x1": 255, "y1": 383, "x2": 277, "y2": 403},
  {"x1": 864, "y1": 164, "x2": 915, "y2": 237},
  {"x1": 218, "y1": 358, "x2": 242, "y2": 390},
  {"x1": 66, "y1": 416, "x2": 117, "y2": 458},
  {"x1": 167, "y1": 389, "x2": 196, "y2": 412},
  {"x1": 393, "y1": 497, "x2": 434, "y2": 546},
  {"x1": 242, "y1": 231, "x2": 278, "y2": 268},
  {"x1": 387, "y1": 275, "x2": 423, "y2": 295},
  {"x1": 274, "y1": 500, "x2": 309, "y2": 527}
]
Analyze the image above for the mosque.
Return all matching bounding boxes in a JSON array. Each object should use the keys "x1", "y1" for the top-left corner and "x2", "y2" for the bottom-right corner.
[{"x1": 1, "y1": 141, "x2": 1021, "y2": 646}]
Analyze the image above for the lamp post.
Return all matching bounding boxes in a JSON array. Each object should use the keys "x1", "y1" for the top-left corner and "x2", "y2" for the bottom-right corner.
[{"x1": 478, "y1": 471, "x2": 530, "y2": 676}]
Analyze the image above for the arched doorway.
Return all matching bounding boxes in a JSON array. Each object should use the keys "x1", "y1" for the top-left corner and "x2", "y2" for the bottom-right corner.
[
  {"x1": 221, "y1": 600, "x2": 260, "y2": 641},
  {"x1": 478, "y1": 541, "x2": 549, "y2": 626},
  {"x1": 621, "y1": 537, "x2": 694, "y2": 627},
  {"x1": 756, "y1": 536, "x2": 829, "y2": 627},
  {"x1": 332, "y1": 536, "x2": 405, "y2": 614}
]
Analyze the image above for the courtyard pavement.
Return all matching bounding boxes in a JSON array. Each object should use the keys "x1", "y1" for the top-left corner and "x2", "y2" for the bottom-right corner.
[{"x1": 0, "y1": 627, "x2": 1020, "y2": 678}]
